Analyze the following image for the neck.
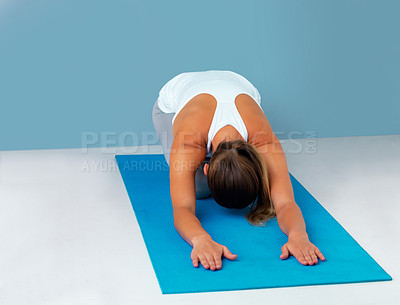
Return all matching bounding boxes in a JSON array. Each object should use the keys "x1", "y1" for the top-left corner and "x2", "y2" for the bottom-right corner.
[{"x1": 211, "y1": 125, "x2": 244, "y2": 154}]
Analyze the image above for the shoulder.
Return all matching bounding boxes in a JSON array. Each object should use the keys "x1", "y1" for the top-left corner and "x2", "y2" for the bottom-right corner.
[
  {"x1": 235, "y1": 94, "x2": 275, "y2": 144},
  {"x1": 172, "y1": 94, "x2": 217, "y2": 144}
]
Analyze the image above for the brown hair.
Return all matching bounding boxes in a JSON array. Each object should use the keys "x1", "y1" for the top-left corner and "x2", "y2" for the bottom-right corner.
[{"x1": 207, "y1": 139, "x2": 276, "y2": 226}]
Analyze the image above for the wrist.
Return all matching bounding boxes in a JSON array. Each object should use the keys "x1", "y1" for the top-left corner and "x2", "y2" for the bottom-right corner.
[
  {"x1": 288, "y1": 231, "x2": 308, "y2": 240},
  {"x1": 191, "y1": 233, "x2": 211, "y2": 246}
]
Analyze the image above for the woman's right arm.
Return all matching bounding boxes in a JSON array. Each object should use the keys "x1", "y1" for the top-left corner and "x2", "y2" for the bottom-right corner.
[
  {"x1": 169, "y1": 136, "x2": 237, "y2": 270},
  {"x1": 169, "y1": 135, "x2": 209, "y2": 243}
]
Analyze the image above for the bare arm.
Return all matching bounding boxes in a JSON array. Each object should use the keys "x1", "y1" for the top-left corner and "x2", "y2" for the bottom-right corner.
[
  {"x1": 256, "y1": 134, "x2": 306, "y2": 237},
  {"x1": 169, "y1": 135, "x2": 210, "y2": 246},
  {"x1": 255, "y1": 132, "x2": 325, "y2": 265},
  {"x1": 169, "y1": 133, "x2": 237, "y2": 270}
]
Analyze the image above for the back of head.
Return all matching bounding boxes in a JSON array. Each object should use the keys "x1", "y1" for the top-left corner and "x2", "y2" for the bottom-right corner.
[{"x1": 207, "y1": 139, "x2": 276, "y2": 226}]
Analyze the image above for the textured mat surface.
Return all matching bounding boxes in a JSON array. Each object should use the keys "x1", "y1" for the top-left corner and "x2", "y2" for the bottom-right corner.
[{"x1": 116, "y1": 154, "x2": 391, "y2": 294}]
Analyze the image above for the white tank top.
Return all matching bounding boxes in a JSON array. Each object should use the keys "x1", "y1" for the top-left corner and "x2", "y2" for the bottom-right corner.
[{"x1": 157, "y1": 70, "x2": 263, "y2": 154}]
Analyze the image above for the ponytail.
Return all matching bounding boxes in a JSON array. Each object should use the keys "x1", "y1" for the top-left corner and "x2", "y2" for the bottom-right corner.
[{"x1": 244, "y1": 144, "x2": 276, "y2": 226}]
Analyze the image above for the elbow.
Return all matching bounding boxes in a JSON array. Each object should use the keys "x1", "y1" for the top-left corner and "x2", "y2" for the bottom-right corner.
[
  {"x1": 274, "y1": 200, "x2": 298, "y2": 216},
  {"x1": 172, "y1": 206, "x2": 194, "y2": 226}
]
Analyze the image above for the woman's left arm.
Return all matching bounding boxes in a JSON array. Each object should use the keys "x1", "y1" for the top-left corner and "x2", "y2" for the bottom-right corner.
[{"x1": 256, "y1": 134, "x2": 325, "y2": 265}]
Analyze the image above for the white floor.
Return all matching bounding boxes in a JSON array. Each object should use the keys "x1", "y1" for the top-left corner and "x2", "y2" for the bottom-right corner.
[{"x1": 0, "y1": 135, "x2": 399, "y2": 305}]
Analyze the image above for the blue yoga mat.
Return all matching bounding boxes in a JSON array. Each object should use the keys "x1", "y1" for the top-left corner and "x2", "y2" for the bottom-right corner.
[{"x1": 116, "y1": 154, "x2": 391, "y2": 294}]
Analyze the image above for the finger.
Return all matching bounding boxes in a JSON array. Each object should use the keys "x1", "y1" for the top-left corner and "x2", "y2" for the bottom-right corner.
[
  {"x1": 302, "y1": 250, "x2": 314, "y2": 265},
  {"x1": 213, "y1": 254, "x2": 222, "y2": 270},
  {"x1": 293, "y1": 250, "x2": 307, "y2": 265},
  {"x1": 192, "y1": 256, "x2": 199, "y2": 268},
  {"x1": 198, "y1": 254, "x2": 209, "y2": 269},
  {"x1": 309, "y1": 250, "x2": 318, "y2": 264},
  {"x1": 280, "y1": 244, "x2": 289, "y2": 260},
  {"x1": 315, "y1": 248, "x2": 325, "y2": 261},
  {"x1": 205, "y1": 254, "x2": 216, "y2": 271},
  {"x1": 222, "y1": 246, "x2": 238, "y2": 260}
]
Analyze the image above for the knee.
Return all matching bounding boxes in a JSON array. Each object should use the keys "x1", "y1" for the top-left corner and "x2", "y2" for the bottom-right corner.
[
  {"x1": 196, "y1": 186, "x2": 211, "y2": 199},
  {"x1": 195, "y1": 164, "x2": 211, "y2": 199}
]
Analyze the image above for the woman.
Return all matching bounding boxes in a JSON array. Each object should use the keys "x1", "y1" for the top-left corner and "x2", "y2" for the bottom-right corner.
[{"x1": 152, "y1": 70, "x2": 325, "y2": 271}]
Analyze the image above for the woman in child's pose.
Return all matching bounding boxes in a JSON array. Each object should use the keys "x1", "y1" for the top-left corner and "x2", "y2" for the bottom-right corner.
[{"x1": 152, "y1": 70, "x2": 325, "y2": 271}]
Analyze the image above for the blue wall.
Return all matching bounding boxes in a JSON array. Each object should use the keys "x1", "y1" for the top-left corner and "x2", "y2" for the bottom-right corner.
[{"x1": 0, "y1": 0, "x2": 399, "y2": 151}]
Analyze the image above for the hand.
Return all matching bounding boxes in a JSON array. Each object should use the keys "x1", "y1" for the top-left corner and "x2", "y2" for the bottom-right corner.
[
  {"x1": 280, "y1": 232, "x2": 325, "y2": 265},
  {"x1": 191, "y1": 235, "x2": 237, "y2": 271}
]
